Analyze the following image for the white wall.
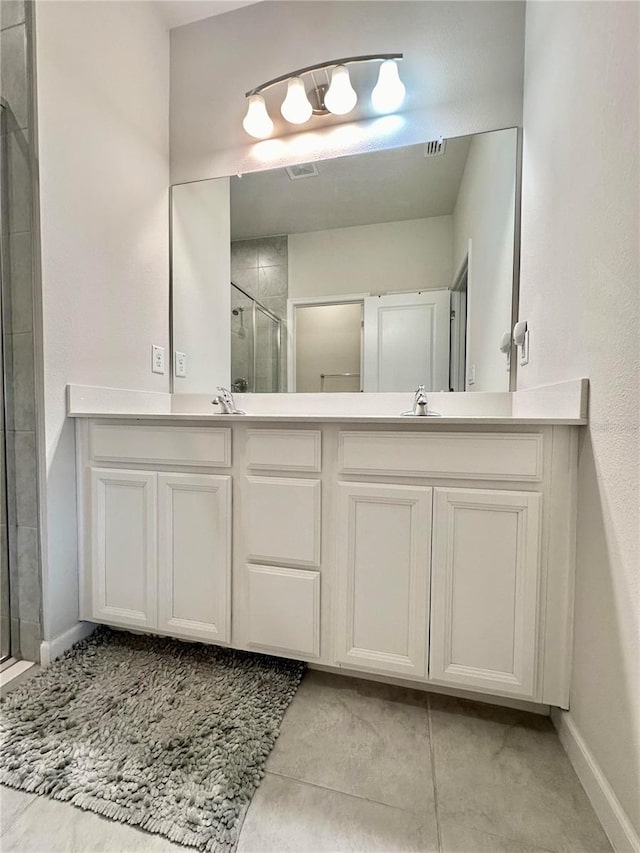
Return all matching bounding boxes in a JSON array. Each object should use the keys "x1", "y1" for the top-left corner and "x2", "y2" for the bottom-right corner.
[
  {"x1": 172, "y1": 179, "x2": 231, "y2": 393},
  {"x1": 35, "y1": 1, "x2": 170, "y2": 640},
  {"x1": 453, "y1": 129, "x2": 517, "y2": 392},
  {"x1": 288, "y1": 217, "x2": 452, "y2": 299},
  {"x1": 519, "y1": 1, "x2": 639, "y2": 838},
  {"x1": 170, "y1": 1, "x2": 525, "y2": 183}
]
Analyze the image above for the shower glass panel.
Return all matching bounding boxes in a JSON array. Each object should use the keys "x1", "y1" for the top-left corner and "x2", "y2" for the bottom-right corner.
[
  {"x1": 230, "y1": 282, "x2": 281, "y2": 393},
  {"x1": 254, "y1": 307, "x2": 280, "y2": 393},
  {"x1": 231, "y1": 285, "x2": 254, "y2": 392}
]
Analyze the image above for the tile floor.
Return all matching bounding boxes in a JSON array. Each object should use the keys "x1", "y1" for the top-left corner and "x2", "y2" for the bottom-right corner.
[{"x1": 0, "y1": 669, "x2": 611, "y2": 853}]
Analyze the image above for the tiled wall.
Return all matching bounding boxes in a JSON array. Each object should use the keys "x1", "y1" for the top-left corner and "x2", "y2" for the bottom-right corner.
[
  {"x1": 231, "y1": 235, "x2": 288, "y2": 392},
  {"x1": 1, "y1": 0, "x2": 42, "y2": 661}
]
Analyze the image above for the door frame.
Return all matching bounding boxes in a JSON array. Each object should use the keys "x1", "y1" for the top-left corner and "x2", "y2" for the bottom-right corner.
[{"x1": 287, "y1": 293, "x2": 368, "y2": 392}]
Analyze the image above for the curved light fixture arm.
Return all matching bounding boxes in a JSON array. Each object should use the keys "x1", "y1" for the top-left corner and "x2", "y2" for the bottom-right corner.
[{"x1": 245, "y1": 53, "x2": 403, "y2": 98}]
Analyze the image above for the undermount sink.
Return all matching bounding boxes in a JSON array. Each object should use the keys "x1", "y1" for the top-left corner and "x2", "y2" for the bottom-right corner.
[{"x1": 401, "y1": 411, "x2": 442, "y2": 417}]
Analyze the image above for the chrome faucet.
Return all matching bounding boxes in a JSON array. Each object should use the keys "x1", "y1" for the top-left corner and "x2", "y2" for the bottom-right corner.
[
  {"x1": 212, "y1": 386, "x2": 245, "y2": 415},
  {"x1": 402, "y1": 384, "x2": 440, "y2": 417}
]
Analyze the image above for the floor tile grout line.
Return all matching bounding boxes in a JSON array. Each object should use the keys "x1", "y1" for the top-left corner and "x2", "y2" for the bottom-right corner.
[
  {"x1": 0, "y1": 788, "x2": 38, "y2": 838},
  {"x1": 264, "y1": 769, "x2": 432, "y2": 819},
  {"x1": 427, "y1": 694, "x2": 443, "y2": 853}
]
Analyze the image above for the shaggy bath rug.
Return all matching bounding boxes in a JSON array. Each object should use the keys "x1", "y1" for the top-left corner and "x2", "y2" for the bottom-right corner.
[{"x1": 0, "y1": 627, "x2": 305, "y2": 851}]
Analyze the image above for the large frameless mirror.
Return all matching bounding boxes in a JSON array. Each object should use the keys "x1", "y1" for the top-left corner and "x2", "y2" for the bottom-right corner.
[{"x1": 171, "y1": 127, "x2": 519, "y2": 394}]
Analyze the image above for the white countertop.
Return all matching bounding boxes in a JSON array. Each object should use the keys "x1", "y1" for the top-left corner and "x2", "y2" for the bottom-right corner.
[{"x1": 66, "y1": 380, "x2": 589, "y2": 426}]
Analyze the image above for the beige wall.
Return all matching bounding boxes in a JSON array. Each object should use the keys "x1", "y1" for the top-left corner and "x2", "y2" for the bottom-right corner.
[
  {"x1": 35, "y1": 1, "x2": 170, "y2": 640},
  {"x1": 295, "y1": 303, "x2": 362, "y2": 393},
  {"x1": 288, "y1": 217, "x2": 452, "y2": 299},
  {"x1": 453, "y1": 129, "x2": 517, "y2": 392},
  {"x1": 519, "y1": 0, "x2": 639, "y2": 835}
]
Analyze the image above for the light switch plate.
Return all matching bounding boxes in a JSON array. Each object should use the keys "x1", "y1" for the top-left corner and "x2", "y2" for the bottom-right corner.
[
  {"x1": 467, "y1": 363, "x2": 476, "y2": 386},
  {"x1": 152, "y1": 345, "x2": 165, "y2": 374},
  {"x1": 175, "y1": 351, "x2": 187, "y2": 378}
]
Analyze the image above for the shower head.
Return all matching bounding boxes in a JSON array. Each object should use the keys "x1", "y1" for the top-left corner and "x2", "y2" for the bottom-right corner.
[{"x1": 232, "y1": 307, "x2": 244, "y2": 316}]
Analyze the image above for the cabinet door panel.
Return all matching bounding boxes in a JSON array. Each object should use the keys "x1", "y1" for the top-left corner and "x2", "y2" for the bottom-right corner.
[
  {"x1": 335, "y1": 482, "x2": 432, "y2": 677},
  {"x1": 158, "y1": 473, "x2": 231, "y2": 643},
  {"x1": 91, "y1": 468, "x2": 157, "y2": 629},
  {"x1": 430, "y1": 488, "x2": 541, "y2": 698}
]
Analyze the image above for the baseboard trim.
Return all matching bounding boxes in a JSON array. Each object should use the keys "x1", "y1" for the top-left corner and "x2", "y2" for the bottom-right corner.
[
  {"x1": 551, "y1": 708, "x2": 639, "y2": 853},
  {"x1": 40, "y1": 621, "x2": 97, "y2": 667}
]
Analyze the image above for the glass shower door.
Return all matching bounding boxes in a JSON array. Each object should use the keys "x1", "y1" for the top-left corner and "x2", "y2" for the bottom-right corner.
[
  {"x1": 254, "y1": 306, "x2": 280, "y2": 393},
  {"x1": 231, "y1": 284, "x2": 254, "y2": 393}
]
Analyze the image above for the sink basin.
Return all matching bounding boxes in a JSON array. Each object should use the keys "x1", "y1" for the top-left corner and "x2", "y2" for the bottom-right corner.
[{"x1": 401, "y1": 411, "x2": 442, "y2": 417}]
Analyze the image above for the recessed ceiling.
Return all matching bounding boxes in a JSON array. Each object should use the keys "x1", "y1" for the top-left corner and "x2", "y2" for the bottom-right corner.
[
  {"x1": 230, "y1": 135, "x2": 473, "y2": 240},
  {"x1": 156, "y1": 0, "x2": 261, "y2": 30}
]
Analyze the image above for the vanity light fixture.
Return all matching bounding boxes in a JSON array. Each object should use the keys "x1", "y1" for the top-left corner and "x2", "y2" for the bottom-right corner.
[{"x1": 243, "y1": 54, "x2": 405, "y2": 139}]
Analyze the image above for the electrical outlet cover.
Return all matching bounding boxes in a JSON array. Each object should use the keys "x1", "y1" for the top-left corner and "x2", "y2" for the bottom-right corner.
[{"x1": 152, "y1": 345, "x2": 165, "y2": 374}]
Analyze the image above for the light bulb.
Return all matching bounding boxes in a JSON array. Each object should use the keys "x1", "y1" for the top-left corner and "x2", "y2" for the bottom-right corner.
[
  {"x1": 281, "y1": 77, "x2": 313, "y2": 125},
  {"x1": 371, "y1": 60, "x2": 406, "y2": 113},
  {"x1": 324, "y1": 65, "x2": 357, "y2": 116},
  {"x1": 242, "y1": 94, "x2": 274, "y2": 139}
]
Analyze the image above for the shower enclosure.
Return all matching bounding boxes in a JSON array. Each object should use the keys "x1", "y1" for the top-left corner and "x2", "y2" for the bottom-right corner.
[
  {"x1": 0, "y1": 1, "x2": 42, "y2": 663},
  {"x1": 231, "y1": 282, "x2": 281, "y2": 393}
]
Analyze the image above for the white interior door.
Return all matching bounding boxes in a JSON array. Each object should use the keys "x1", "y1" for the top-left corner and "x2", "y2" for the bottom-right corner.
[{"x1": 363, "y1": 290, "x2": 450, "y2": 391}]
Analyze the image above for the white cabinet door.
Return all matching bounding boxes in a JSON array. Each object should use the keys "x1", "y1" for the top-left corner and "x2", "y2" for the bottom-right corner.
[
  {"x1": 158, "y1": 473, "x2": 231, "y2": 643},
  {"x1": 335, "y1": 482, "x2": 432, "y2": 677},
  {"x1": 248, "y1": 565, "x2": 320, "y2": 658},
  {"x1": 430, "y1": 488, "x2": 542, "y2": 698},
  {"x1": 91, "y1": 468, "x2": 157, "y2": 629}
]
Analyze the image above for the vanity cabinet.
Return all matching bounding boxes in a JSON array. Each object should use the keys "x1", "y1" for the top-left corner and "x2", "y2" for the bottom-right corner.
[
  {"x1": 429, "y1": 487, "x2": 542, "y2": 698},
  {"x1": 76, "y1": 419, "x2": 577, "y2": 709},
  {"x1": 91, "y1": 468, "x2": 158, "y2": 630},
  {"x1": 334, "y1": 482, "x2": 432, "y2": 678},
  {"x1": 82, "y1": 426, "x2": 233, "y2": 644}
]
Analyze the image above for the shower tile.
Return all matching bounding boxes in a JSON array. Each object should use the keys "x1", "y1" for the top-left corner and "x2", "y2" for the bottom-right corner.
[
  {"x1": 5, "y1": 129, "x2": 31, "y2": 233},
  {"x1": 17, "y1": 526, "x2": 39, "y2": 623},
  {"x1": 262, "y1": 295, "x2": 287, "y2": 319},
  {"x1": 258, "y1": 266, "x2": 287, "y2": 300},
  {"x1": 14, "y1": 430, "x2": 37, "y2": 527},
  {"x1": 0, "y1": 24, "x2": 28, "y2": 132},
  {"x1": 17, "y1": 618, "x2": 40, "y2": 662},
  {"x1": 0, "y1": 1, "x2": 25, "y2": 31},
  {"x1": 232, "y1": 267, "x2": 258, "y2": 298},
  {"x1": 258, "y1": 236, "x2": 288, "y2": 268},
  {"x1": 7, "y1": 231, "x2": 33, "y2": 333},
  {"x1": 231, "y1": 240, "x2": 258, "y2": 273},
  {"x1": 10, "y1": 332, "x2": 35, "y2": 431}
]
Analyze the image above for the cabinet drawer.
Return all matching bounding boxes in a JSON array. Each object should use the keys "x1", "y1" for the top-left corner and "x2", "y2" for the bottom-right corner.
[
  {"x1": 90, "y1": 424, "x2": 231, "y2": 467},
  {"x1": 248, "y1": 565, "x2": 320, "y2": 657},
  {"x1": 245, "y1": 477, "x2": 321, "y2": 567},
  {"x1": 246, "y1": 429, "x2": 321, "y2": 472},
  {"x1": 338, "y1": 431, "x2": 543, "y2": 481}
]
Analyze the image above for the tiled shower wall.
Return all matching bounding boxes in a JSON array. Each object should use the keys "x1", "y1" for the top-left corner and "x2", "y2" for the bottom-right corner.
[
  {"x1": 231, "y1": 235, "x2": 288, "y2": 391},
  {"x1": 1, "y1": 0, "x2": 42, "y2": 661}
]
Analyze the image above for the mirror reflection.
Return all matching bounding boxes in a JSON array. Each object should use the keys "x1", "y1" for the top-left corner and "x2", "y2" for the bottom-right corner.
[{"x1": 171, "y1": 127, "x2": 519, "y2": 394}]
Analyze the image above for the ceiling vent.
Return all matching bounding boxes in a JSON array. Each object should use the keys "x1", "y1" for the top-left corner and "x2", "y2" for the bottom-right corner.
[
  {"x1": 424, "y1": 138, "x2": 446, "y2": 158},
  {"x1": 286, "y1": 163, "x2": 320, "y2": 180}
]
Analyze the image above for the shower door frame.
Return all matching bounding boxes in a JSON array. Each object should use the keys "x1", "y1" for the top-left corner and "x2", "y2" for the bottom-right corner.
[{"x1": 231, "y1": 281, "x2": 282, "y2": 393}]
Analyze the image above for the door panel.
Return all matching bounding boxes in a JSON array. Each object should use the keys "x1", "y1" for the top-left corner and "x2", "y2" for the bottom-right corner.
[
  {"x1": 91, "y1": 468, "x2": 157, "y2": 629},
  {"x1": 158, "y1": 473, "x2": 231, "y2": 643},
  {"x1": 335, "y1": 482, "x2": 432, "y2": 677},
  {"x1": 430, "y1": 488, "x2": 542, "y2": 698},
  {"x1": 363, "y1": 291, "x2": 450, "y2": 392}
]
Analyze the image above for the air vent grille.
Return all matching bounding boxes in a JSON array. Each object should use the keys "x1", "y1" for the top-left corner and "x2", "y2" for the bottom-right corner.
[
  {"x1": 424, "y1": 138, "x2": 446, "y2": 158},
  {"x1": 286, "y1": 163, "x2": 320, "y2": 180}
]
